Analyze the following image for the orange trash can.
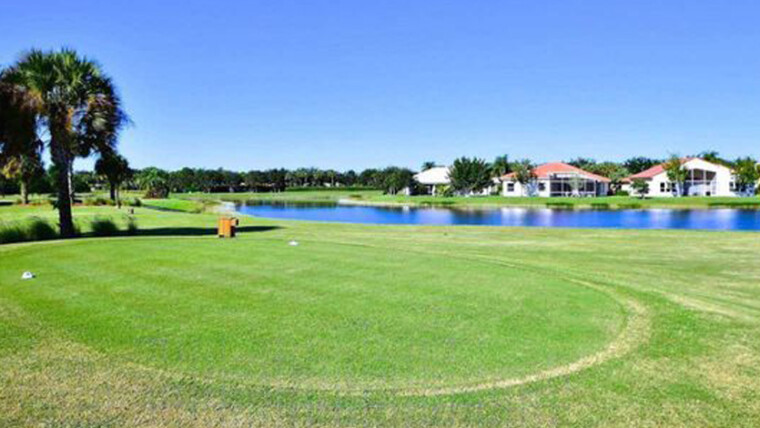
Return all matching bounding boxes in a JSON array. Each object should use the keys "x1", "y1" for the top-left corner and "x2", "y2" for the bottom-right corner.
[{"x1": 218, "y1": 217, "x2": 238, "y2": 238}]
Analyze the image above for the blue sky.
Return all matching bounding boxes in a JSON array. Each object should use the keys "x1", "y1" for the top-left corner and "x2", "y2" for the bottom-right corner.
[{"x1": 2, "y1": 0, "x2": 759, "y2": 171}]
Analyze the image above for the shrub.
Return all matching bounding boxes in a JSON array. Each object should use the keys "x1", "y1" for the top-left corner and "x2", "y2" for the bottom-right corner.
[
  {"x1": 83, "y1": 197, "x2": 115, "y2": 206},
  {"x1": 0, "y1": 224, "x2": 26, "y2": 244},
  {"x1": 590, "y1": 203, "x2": 611, "y2": 210},
  {"x1": 26, "y1": 218, "x2": 58, "y2": 241},
  {"x1": 708, "y1": 201, "x2": 760, "y2": 209},
  {"x1": 614, "y1": 190, "x2": 630, "y2": 196},
  {"x1": 618, "y1": 203, "x2": 643, "y2": 209},
  {"x1": 90, "y1": 217, "x2": 120, "y2": 236},
  {"x1": 125, "y1": 197, "x2": 142, "y2": 207},
  {"x1": 126, "y1": 217, "x2": 138, "y2": 235},
  {"x1": 30, "y1": 198, "x2": 52, "y2": 206},
  {"x1": 546, "y1": 202, "x2": 574, "y2": 209},
  {"x1": 436, "y1": 185, "x2": 454, "y2": 197}
]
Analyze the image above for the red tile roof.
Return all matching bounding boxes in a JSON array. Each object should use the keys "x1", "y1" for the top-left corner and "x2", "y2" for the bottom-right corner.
[
  {"x1": 623, "y1": 157, "x2": 705, "y2": 182},
  {"x1": 502, "y1": 162, "x2": 611, "y2": 182}
]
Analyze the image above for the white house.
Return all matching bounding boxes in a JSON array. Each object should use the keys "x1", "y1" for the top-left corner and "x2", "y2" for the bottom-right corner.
[
  {"x1": 622, "y1": 158, "x2": 740, "y2": 197},
  {"x1": 412, "y1": 166, "x2": 499, "y2": 196},
  {"x1": 412, "y1": 166, "x2": 450, "y2": 195},
  {"x1": 501, "y1": 162, "x2": 610, "y2": 197}
]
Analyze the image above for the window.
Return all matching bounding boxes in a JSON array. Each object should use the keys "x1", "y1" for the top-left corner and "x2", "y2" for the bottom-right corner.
[
  {"x1": 538, "y1": 182, "x2": 546, "y2": 192},
  {"x1": 730, "y1": 181, "x2": 737, "y2": 191},
  {"x1": 507, "y1": 183, "x2": 515, "y2": 192},
  {"x1": 660, "y1": 182, "x2": 666, "y2": 192}
]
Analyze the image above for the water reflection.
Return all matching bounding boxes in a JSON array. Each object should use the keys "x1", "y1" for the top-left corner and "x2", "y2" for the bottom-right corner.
[{"x1": 236, "y1": 201, "x2": 760, "y2": 231}]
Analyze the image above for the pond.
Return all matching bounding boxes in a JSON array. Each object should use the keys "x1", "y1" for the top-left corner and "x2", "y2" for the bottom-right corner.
[{"x1": 236, "y1": 201, "x2": 760, "y2": 231}]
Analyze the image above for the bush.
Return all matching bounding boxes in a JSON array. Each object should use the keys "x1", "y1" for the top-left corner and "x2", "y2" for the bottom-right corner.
[
  {"x1": 708, "y1": 201, "x2": 760, "y2": 209},
  {"x1": 614, "y1": 190, "x2": 630, "y2": 196},
  {"x1": 546, "y1": 202, "x2": 574, "y2": 209},
  {"x1": 590, "y1": 203, "x2": 611, "y2": 210},
  {"x1": 436, "y1": 185, "x2": 454, "y2": 197},
  {"x1": 0, "y1": 224, "x2": 26, "y2": 244},
  {"x1": 126, "y1": 217, "x2": 138, "y2": 235},
  {"x1": 90, "y1": 217, "x2": 120, "y2": 236},
  {"x1": 83, "y1": 197, "x2": 115, "y2": 206},
  {"x1": 0, "y1": 218, "x2": 58, "y2": 244},
  {"x1": 618, "y1": 203, "x2": 643, "y2": 209},
  {"x1": 125, "y1": 197, "x2": 142, "y2": 207},
  {"x1": 26, "y1": 218, "x2": 58, "y2": 241}
]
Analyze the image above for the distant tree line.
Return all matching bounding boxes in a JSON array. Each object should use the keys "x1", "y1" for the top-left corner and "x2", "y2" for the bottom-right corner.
[{"x1": 3, "y1": 152, "x2": 758, "y2": 202}]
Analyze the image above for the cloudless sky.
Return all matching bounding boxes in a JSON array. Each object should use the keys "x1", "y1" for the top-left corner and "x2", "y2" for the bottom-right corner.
[{"x1": 2, "y1": 0, "x2": 759, "y2": 171}]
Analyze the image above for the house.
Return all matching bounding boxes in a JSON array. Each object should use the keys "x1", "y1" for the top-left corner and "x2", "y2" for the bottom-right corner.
[
  {"x1": 621, "y1": 158, "x2": 740, "y2": 197},
  {"x1": 501, "y1": 162, "x2": 610, "y2": 197},
  {"x1": 412, "y1": 166, "x2": 499, "y2": 196},
  {"x1": 412, "y1": 166, "x2": 450, "y2": 195}
]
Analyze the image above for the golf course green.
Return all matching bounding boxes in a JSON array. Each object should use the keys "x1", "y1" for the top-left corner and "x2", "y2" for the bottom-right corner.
[{"x1": 2, "y1": 203, "x2": 760, "y2": 426}]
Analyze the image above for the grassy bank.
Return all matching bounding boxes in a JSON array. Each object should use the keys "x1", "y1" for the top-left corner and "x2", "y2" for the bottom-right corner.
[
  {"x1": 179, "y1": 189, "x2": 760, "y2": 209},
  {"x1": 2, "y1": 204, "x2": 760, "y2": 426}
]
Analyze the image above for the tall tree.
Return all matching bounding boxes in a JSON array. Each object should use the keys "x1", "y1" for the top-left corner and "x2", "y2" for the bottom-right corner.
[
  {"x1": 697, "y1": 150, "x2": 732, "y2": 167},
  {"x1": 421, "y1": 161, "x2": 436, "y2": 171},
  {"x1": 448, "y1": 157, "x2": 491, "y2": 195},
  {"x1": 663, "y1": 155, "x2": 687, "y2": 196},
  {"x1": 136, "y1": 167, "x2": 170, "y2": 198},
  {"x1": 623, "y1": 157, "x2": 660, "y2": 174},
  {"x1": 733, "y1": 157, "x2": 759, "y2": 197},
  {"x1": 511, "y1": 159, "x2": 537, "y2": 196},
  {"x1": 380, "y1": 167, "x2": 414, "y2": 195},
  {"x1": 490, "y1": 155, "x2": 511, "y2": 178},
  {"x1": 0, "y1": 49, "x2": 127, "y2": 237},
  {"x1": 1, "y1": 151, "x2": 43, "y2": 204},
  {"x1": 94, "y1": 152, "x2": 131, "y2": 206},
  {"x1": 567, "y1": 157, "x2": 596, "y2": 171}
]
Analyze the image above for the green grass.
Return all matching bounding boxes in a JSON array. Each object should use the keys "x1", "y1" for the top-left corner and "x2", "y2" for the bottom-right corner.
[
  {"x1": 141, "y1": 197, "x2": 211, "y2": 213},
  {"x1": 179, "y1": 189, "x2": 760, "y2": 210},
  {"x1": 1, "y1": 205, "x2": 760, "y2": 426}
]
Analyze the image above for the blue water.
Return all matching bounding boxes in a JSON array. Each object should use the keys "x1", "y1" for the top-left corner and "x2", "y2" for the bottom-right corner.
[{"x1": 236, "y1": 202, "x2": 760, "y2": 231}]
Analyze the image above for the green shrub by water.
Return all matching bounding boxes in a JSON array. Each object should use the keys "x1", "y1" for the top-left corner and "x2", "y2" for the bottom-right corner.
[
  {"x1": 590, "y1": 202, "x2": 611, "y2": 210},
  {"x1": 546, "y1": 202, "x2": 574, "y2": 209},
  {"x1": 618, "y1": 203, "x2": 643, "y2": 209}
]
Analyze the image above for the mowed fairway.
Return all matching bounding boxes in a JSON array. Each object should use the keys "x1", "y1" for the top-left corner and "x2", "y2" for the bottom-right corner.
[{"x1": 2, "y1": 205, "x2": 760, "y2": 426}]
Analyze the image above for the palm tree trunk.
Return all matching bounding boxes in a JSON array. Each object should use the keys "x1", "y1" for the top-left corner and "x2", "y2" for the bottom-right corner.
[
  {"x1": 20, "y1": 180, "x2": 29, "y2": 205},
  {"x1": 52, "y1": 144, "x2": 75, "y2": 238}
]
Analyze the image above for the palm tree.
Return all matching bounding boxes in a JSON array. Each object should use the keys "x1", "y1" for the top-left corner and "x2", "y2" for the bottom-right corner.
[
  {"x1": 663, "y1": 155, "x2": 687, "y2": 196},
  {"x1": 0, "y1": 49, "x2": 127, "y2": 237},
  {"x1": 511, "y1": 159, "x2": 536, "y2": 196},
  {"x1": 95, "y1": 152, "x2": 131, "y2": 207},
  {"x1": 421, "y1": 161, "x2": 436, "y2": 171},
  {"x1": 490, "y1": 155, "x2": 510, "y2": 178}
]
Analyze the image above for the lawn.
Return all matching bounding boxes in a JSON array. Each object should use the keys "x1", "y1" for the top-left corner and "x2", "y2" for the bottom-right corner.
[
  {"x1": 181, "y1": 189, "x2": 760, "y2": 209},
  {"x1": 2, "y1": 204, "x2": 760, "y2": 426}
]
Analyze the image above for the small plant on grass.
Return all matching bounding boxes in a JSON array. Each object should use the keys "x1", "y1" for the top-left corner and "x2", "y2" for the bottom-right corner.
[{"x1": 90, "y1": 217, "x2": 120, "y2": 237}]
